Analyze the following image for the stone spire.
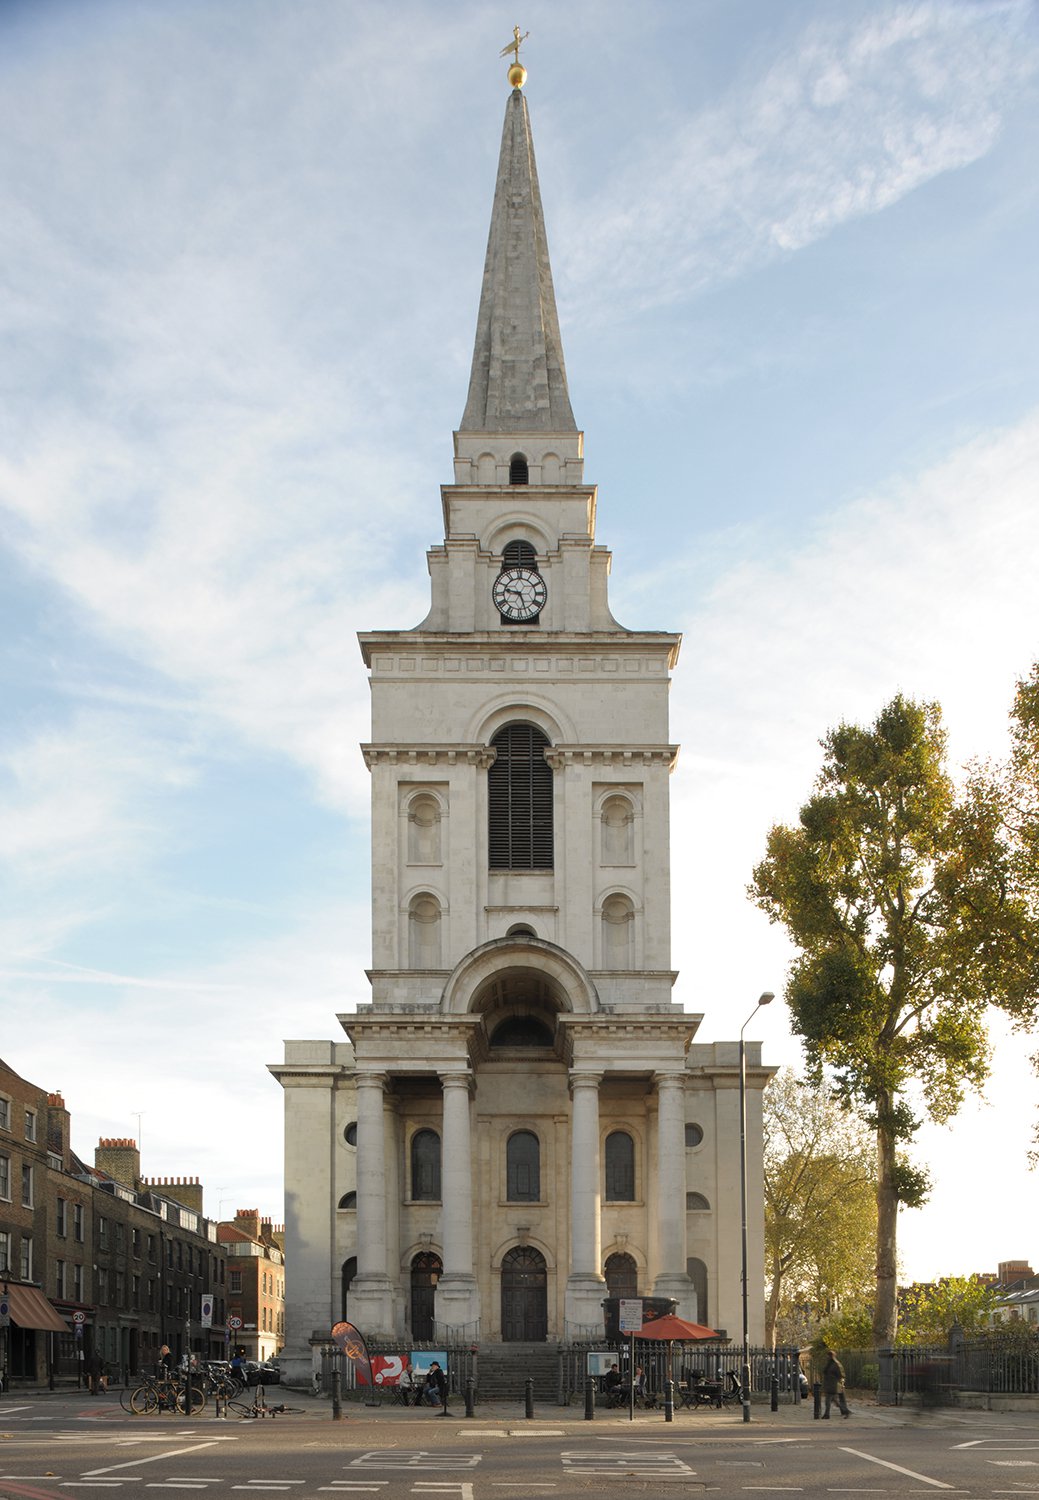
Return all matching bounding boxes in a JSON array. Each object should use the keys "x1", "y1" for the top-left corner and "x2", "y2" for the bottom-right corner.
[{"x1": 460, "y1": 87, "x2": 577, "y2": 435}]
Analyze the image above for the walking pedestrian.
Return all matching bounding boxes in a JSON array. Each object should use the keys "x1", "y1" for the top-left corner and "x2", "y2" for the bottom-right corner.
[{"x1": 821, "y1": 1349, "x2": 851, "y2": 1419}]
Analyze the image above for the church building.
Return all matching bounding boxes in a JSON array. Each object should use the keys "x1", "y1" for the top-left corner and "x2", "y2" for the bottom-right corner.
[{"x1": 271, "y1": 60, "x2": 771, "y2": 1381}]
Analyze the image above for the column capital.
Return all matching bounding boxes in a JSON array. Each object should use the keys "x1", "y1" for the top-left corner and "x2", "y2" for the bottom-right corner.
[
  {"x1": 653, "y1": 1069, "x2": 687, "y2": 1091},
  {"x1": 439, "y1": 1069, "x2": 475, "y2": 1095},
  {"x1": 355, "y1": 1070, "x2": 389, "y2": 1092},
  {"x1": 568, "y1": 1069, "x2": 603, "y2": 1095}
]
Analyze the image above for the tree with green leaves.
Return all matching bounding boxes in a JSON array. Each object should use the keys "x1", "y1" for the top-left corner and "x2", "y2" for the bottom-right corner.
[
  {"x1": 763, "y1": 1070, "x2": 876, "y2": 1347},
  {"x1": 751, "y1": 693, "x2": 1039, "y2": 1346},
  {"x1": 897, "y1": 1274, "x2": 998, "y2": 1344}
]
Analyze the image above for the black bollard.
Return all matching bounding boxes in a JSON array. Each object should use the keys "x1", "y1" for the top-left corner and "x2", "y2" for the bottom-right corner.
[
  {"x1": 812, "y1": 1380, "x2": 821, "y2": 1420},
  {"x1": 525, "y1": 1376, "x2": 534, "y2": 1419},
  {"x1": 771, "y1": 1375, "x2": 779, "y2": 1412},
  {"x1": 663, "y1": 1378, "x2": 674, "y2": 1423},
  {"x1": 465, "y1": 1376, "x2": 475, "y2": 1418},
  {"x1": 331, "y1": 1368, "x2": 343, "y2": 1421},
  {"x1": 584, "y1": 1375, "x2": 595, "y2": 1421}
]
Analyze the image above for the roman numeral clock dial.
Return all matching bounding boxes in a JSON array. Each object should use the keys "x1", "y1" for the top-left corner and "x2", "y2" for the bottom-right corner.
[{"x1": 493, "y1": 566, "x2": 547, "y2": 621}]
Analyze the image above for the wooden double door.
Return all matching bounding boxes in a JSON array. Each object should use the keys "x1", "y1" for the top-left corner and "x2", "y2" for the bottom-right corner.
[{"x1": 500, "y1": 1246, "x2": 547, "y2": 1342}]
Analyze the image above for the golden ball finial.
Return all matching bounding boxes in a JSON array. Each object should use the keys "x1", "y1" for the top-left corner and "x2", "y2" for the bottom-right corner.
[{"x1": 508, "y1": 61, "x2": 527, "y2": 88}]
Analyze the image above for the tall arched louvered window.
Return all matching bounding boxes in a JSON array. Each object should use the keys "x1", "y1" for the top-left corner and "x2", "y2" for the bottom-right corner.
[
  {"x1": 488, "y1": 723, "x2": 553, "y2": 870},
  {"x1": 411, "y1": 1129, "x2": 442, "y2": 1201},
  {"x1": 604, "y1": 1130, "x2": 636, "y2": 1201},
  {"x1": 506, "y1": 1130, "x2": 541, "y2": 1202},
  {"x1": 509, "y1": 453, "x2": 529, "y2": 484}
]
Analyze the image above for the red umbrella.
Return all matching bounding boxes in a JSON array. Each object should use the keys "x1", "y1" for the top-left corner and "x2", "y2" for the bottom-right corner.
[
  {"x1": 636, "y1": 1313, "x2": 721, "y2": 1389},
  {"x1": 636, "y1": 1314, "x2": 719, "y2": 1341}
]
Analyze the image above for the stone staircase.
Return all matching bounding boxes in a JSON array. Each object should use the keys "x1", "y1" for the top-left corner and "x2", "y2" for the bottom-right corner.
[{"x1": 475, "y1": 1343, "x2": 561, "y2": 1404}]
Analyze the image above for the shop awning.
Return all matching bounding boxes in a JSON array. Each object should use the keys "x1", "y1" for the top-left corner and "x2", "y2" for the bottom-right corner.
[{"x1": 6, "y1": 1285, "x2": 69, "y2": 1333}]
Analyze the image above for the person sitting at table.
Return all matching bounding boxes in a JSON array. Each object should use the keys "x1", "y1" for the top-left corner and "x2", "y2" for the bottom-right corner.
[
  {"x1": 604, "y1": 1363, "x2": 623, "y2": 1404},
  {"x1": 396, "y1": 1366, "x2": 414, "y2": 1405}
]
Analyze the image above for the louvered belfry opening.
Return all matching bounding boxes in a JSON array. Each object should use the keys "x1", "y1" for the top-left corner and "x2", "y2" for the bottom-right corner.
[
  {"x1": 502, "y1": 539, "x2": 537, "y2": 569},
  {"x1": 488, "y1": 722, "x2": 553, "y2": 869},
  {"x1": 508, "y1": 452, "x2": 529, "y2": 484}
]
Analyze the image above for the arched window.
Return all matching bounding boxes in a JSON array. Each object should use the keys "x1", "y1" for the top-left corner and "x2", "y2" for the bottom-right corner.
[
  {"x1": 407, "y1": 794, "x2": 441, "y2": 864},
  {"x1": 604, "y1": 1131, "x2": 636, "y2": 1201},
  {"x1": 506, "y1": 1130, "x2": 540, "y2": 1202},
  {"x1": 411, "y1": 1129, "x2": 442, "y2": 1201},
  {"x1": 408, "y1": 893, "x2": 442, "y2": 967},
  {"x1": 686, "y1": 1191, "x2": 710, "y2": 1211},
  {"x1": 600, "y1": 795, "x2": 635, "y2": 865},
  {"x1": 601, "y1": 894, "x2": 634, "y2": 968},
  {"x1": 341, "y1": 1256, "x2": 357, "y2": 1319},
  {"x1": 604, "y1": 1251, "x2": 638, "y2": 1300},
  {"x1": 687, "y1": 1257, "x2": 708, "y2": 1325},
  {"x1": 337, "y1": 1192, "x2": 357, "y2": 1210},
  {"x1": 488, "y1": 723, "x2": 553, "y2": 870},
  {"x1": 509, "y1": 453, "x2": 529, "y2": 484}
]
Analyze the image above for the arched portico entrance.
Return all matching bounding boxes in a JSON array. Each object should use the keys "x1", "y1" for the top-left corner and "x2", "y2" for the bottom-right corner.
[{"x1": 500, "y1": 1245, "x2": 547, "y2": 1342}]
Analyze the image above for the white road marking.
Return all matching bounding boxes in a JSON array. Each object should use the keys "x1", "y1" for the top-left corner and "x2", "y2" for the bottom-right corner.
[
  {"x1": 83, "y1": 1443, "x2": 223, "y2": 1477},
  {"x1": 840, "y1": 1447, "x2": 959, "y2": 1490}
]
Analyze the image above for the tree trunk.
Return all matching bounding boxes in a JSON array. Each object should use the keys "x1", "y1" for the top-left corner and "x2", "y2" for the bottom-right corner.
[
  {"x1": 765, "y1": 1258, "x2": 783, "y2": 1349},
  {"x1": 872, "y1": 1105, "x2": 899, "y2": 1347}
]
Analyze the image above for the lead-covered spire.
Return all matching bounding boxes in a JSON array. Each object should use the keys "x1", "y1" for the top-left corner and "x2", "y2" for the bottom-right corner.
[{"x1": 460, "y1": 87, "x2": 577, "y2": 435}]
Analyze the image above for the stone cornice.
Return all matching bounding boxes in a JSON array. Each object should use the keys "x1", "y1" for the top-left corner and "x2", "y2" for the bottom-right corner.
[
  {"x1": 358, "y1": 631, "x2": 681, "y2": 669},
  {"x1": 545, "y1": 745, "x2": 679, "y2": 769},
  {"x1": 362, "y1": 745, "x2": 496, "y2": 769}
]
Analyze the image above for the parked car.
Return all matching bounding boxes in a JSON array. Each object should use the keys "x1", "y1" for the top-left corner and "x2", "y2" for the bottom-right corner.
[{"x1": 245, "y1": 1361, "x2": 281, "y2": 1386}]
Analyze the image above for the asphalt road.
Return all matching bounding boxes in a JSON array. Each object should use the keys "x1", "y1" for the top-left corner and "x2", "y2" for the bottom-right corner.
[{"x1": 2, "y1": 1391, "x2": 1038, "y2": 1500}]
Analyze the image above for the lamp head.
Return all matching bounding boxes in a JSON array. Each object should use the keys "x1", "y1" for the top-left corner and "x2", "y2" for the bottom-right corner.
[{"x1": 759, "y1": 992, "x2": 775, "y2": 1006}]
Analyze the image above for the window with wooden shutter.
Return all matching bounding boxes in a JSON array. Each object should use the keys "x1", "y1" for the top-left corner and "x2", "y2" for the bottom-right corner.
[{"x1": 488, "y1": 723, "x2": 553, "y2": 869}]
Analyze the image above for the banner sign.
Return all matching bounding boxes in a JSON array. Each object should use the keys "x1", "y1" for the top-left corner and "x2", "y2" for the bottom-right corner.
[{"x1": 330, "y1": 1320, "x2": 375, "y2": 1389}]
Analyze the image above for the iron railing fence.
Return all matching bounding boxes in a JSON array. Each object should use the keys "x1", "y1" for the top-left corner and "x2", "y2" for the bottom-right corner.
[
  {"x1": 558, "y1": 1342, "x2": 805, "y2": 1405},
  {"x1": 884, "y1": 1342, "x2": 1039, "y2": 1403},
  {"x1": 316, "y1": 1340, "x2": 478, "y2": 1401}
]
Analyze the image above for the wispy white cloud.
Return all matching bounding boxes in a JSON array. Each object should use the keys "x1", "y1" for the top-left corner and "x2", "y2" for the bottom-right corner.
[
  {"x1": 559, "y1": 1, "x2": 1037, "y2": 315},
  {"x1": 665, "y1": 403, "x2": 1039, "y2": 1030}
]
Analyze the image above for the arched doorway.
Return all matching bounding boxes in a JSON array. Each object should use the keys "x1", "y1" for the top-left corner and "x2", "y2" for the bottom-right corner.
[
  {"x1": 500, "y1": 1246, "x2": 547, "y2": 1342},
  {"x1": 604, "y1": 1251, "x2": 638, "y2": 1300},
  {"x1": 410, "y1": 1251, "x2": 442, "y2": 1341}
]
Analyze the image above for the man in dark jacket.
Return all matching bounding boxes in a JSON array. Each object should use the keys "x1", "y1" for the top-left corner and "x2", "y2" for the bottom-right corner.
[{"x1": 822, "y1": 1349, "x2": 851, "y2": 1418}]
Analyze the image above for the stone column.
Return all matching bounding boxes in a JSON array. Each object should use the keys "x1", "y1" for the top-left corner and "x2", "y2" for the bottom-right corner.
[
  {"x1": 348, "y1": 1070, "x2": 396, "y2": 1333},
  {"x1": 652, "y1": 1070, "x2": 695, "y2": 1314},
  {"x1": 564, "y1": 1070, "x2": 607, "y2": 1334},
  {"x1": 435, "y1": 1071, "x2": 481, "y2": 1331}
]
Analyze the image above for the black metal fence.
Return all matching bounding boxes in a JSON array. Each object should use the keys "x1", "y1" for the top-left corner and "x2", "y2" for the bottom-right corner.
[
  {"x1": 883, "y1": 1341, "x2": 1039, "y2": 1403},
  {"x1": 317, "y1": 1340, "x2": 478, "y2": 1403},
  {"x1": 558, "y1": 1342, "x2": 805, "y2": 1405}
]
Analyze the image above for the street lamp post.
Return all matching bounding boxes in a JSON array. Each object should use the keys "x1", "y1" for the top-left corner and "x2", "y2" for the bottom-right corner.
[{"x1": 740, "y1": 990, "x2": 774, "y2": 1425}]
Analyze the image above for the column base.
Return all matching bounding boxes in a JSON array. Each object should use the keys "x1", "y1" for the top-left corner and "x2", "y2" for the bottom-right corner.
[
  {"x1": 564, "y1": 1274, "x2": 608, "y2": 1339},
  {"x1": 347, "y1": 1275, "x2": 398, "y2": 1339},
  {"x1": 652, "y1": 1271, "x2": 697, "y2": 1322},
  {"x1": 434, "y1": 1273, "x2": 481, "y2": 1338}
]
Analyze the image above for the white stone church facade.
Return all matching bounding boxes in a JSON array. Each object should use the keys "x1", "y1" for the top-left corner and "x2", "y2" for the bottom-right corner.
[{"x1": 271, "y1": 76, "x2": 771, "y2": 1378}]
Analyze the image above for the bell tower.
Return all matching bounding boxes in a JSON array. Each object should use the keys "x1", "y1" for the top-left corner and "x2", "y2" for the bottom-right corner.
[{"x1": 273, "y1": 53, "x2": 771, "y2": 1370}]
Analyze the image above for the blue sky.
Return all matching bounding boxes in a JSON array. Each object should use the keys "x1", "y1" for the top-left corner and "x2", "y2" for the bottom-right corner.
[{"x1": 2, "y1": 0, "x2": 1037, "y2": 1281}]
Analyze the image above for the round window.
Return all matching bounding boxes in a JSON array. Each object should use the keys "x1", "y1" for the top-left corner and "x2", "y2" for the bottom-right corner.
[
  {"x1": 344, "y1": 1122, "x2": 358, "y2": 1147},
  {"x1": 685, "y1": 1123, "x2": 703, "y2": 1148}
]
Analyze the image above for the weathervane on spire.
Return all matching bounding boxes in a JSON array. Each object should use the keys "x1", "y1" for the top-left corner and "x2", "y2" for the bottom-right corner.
[{"x1": 500, "y1": 25, "x2": 529, "y2": 89}]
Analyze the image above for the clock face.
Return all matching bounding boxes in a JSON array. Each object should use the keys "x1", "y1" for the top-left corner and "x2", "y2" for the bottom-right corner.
[{"x1": 493, "y1": 566, "x2": 547, "y2": 621}]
